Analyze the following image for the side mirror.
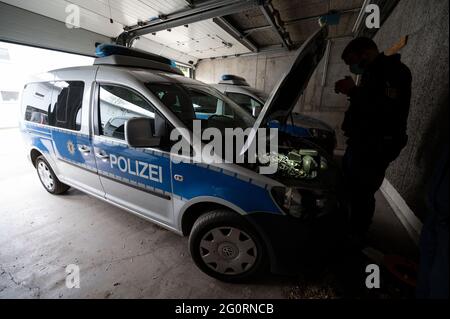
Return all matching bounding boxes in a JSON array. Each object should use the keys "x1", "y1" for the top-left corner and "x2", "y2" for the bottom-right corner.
[{"x1": 125, "y1": 117, "x2": 160, "y2": 148}]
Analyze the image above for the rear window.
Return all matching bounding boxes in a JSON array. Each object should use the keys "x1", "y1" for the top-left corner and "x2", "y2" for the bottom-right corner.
[
  {"x1": 51, "y1": 81, "x2": 84, "y2": 131},
  {"x1": 24, "y1": 81, "x2": 84, "y2": 131},
  {"x1": 226, "y1": 92, "x2": 263, "y2": 117},
  {"x1": 147, "y1": 83, "x2": 255, "y2": 133}
]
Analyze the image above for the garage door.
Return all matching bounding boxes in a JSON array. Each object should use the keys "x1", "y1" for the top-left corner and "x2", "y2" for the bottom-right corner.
[{"x1": 0, "y1": 2, "x2": 110, "y2": 56}]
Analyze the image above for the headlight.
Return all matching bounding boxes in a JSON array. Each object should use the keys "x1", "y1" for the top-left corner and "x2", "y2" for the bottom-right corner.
[
  {"x1": 283, "y1": 187, "x2": 304, "y2": 218},
  {"x1": 271, "y1": 186, "x2": 331, "y2": 219}
]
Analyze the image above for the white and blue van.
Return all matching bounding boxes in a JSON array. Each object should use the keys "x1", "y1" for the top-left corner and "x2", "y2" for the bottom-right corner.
[{"x1": 20, "y1": 26, "x2": 345, "y2": 281}]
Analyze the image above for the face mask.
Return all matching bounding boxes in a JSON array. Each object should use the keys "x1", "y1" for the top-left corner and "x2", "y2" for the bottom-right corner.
[{"x1": 350, "y1": 63, "x2": 365, "y2": 75}]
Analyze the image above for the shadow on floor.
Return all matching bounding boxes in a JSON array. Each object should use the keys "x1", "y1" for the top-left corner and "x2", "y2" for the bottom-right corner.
[{"x1": 250, "y1": 244, "x2": 417, "y2": 299}]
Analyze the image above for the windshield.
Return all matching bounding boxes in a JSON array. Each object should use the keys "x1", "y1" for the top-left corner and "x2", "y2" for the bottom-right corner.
[
  {"x1": 245, "y1": 88, "x2": 268, "y2": 102},
  {"x1": 147, "y1": 83, "x2": 255, "y2": 133},
  {"x1": 255, "y1": 92, "x2": 269, "y2": 102}
]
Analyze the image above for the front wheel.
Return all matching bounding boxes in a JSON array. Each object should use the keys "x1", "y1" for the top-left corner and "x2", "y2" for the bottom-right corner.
[
  {"x1": 36, "y1": 156, "x2": 70, "y2": 194},
  {"x1": 189, "y1": 210, "x2": 267, "y2": 282}
]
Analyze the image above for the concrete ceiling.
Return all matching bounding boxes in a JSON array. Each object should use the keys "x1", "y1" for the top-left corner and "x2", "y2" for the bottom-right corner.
[
  {"x1": 0, "y1": 0, "x2": 365, "y2": 63},
  {"x1": 224, "y1": 0, "x2": 364, "y2": 49}
]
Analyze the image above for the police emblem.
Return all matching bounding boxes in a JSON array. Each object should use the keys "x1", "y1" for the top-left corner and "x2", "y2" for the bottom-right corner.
[{"x1": 67, "y1": 140, "x2": 76, "y2": 155}]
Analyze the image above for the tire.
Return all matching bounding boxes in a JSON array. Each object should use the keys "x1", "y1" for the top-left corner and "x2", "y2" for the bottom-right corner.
[
  {"x1": 189, "y1": 210, "x2": 267, "y2": 282},
  {"x1": 35, "y1": 155, "x2": 70, "y2": 195}
]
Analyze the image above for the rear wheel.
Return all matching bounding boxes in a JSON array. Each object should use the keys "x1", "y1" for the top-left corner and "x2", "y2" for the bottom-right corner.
[
  {"x1": 36, "y1": 156, "x2": 70, "y2": 194},
  {"x1": 189, "y1": 210, "x2": 267, "y2": 282}
]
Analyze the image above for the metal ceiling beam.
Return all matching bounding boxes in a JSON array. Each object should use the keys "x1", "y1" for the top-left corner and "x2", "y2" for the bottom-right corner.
[
  {"x1": 183, "y1": 0, "x2": 194, "y2": 8},
  {"x1": 259, "y1": 3, "x2": 293, "y2": 49},
  {"x1": 352, "y1": 0, "x2": 371, "y2": 35},
  {"x1": 213, "y1": 17, "x2": 259, "y2": 52},
  {"x1": 244, "y1": 7, "x2": 361, "y2": 35},
  {"x1": 116, "y1": 0, "x2": 267, "y2": 47},
  {"x1": 286, "y1": 7, "x2": 361, "y2": 26},
  {"x1": 243, "y1": 24, "x2": 272, "y2": 35},
  {"x1": 196, "y1": 43, "x2": 287, "y2": 62}
]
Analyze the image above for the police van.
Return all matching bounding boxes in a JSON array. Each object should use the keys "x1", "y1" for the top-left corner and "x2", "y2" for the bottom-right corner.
[{"x1": 20, "y1": 26, "x2": 344, "y2": 281}]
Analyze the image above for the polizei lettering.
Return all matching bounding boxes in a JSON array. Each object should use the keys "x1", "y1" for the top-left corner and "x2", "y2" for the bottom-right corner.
[{"x1": 109, "y1": 154, "x2": 163, "y2": 183}]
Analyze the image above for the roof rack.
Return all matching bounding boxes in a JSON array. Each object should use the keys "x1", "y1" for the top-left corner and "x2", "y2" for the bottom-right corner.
[
  {"x1": 219, "y1": 74, "x2": 250, "y2": 86},
  {"x1": 94, "y1": 44, "x2": 183, "y2": 76}
]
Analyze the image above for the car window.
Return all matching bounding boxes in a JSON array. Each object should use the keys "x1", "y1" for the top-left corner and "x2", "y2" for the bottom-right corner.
[
  {"x1": 51, "y1": 81, "x2": 84, "y2": 131},
  {"x1": 24, "y1": 81, "x2": 84, "y2": 131},
  {"x1": 98, "y1": 85, "x2": 156, "y2": 140},
  {"x1": 110, "y1": 118, "x2": 126, "y2": 127},
  {"x1": 225, "y1": 92, "x2": 263, "y2": 117},
  {"x1": 146, "y1": 83, "x2": 196, "y2": 123},
  {"x1": 147, "y1": 83, "x2": 254, "y2": 133},
  {"x1": 190, "y1": 89, "x2": 219, "y2": 114}
]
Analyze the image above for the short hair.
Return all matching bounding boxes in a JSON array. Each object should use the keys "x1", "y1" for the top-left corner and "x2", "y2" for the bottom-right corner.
[{"x1": 341, "y1": 37, "x2": 378, "y2": 60}]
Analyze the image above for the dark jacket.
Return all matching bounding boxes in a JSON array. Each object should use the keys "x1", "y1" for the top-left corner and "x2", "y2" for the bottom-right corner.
[
  {"x1": 428, "y1": 146, "x2": 449, "y2": 224},
  {"x1": 342, "y1": 53, "x2": 412, "y2": 154}
]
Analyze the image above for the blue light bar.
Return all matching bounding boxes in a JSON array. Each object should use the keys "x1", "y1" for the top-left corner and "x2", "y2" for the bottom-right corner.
[
  {"x1": 221, "y1": 74, "x2": 246, "y2": 81},
  {"x1": 95, "y1": 43, "x2": 173, "y2": 66}
]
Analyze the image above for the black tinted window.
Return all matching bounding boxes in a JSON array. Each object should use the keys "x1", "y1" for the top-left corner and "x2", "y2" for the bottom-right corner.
[
  {"x1": 50, "y1": 81, "x2": 84, "y2": 131},
  {"x1": 147, "y1": 83, "x2": 195, "y2": 122},
  {"x1": 189, "y1": 89, "x2": 218, "y2": 114},
  {"x1": 24, "y1": 81, "x2": 84, "y2": 130}
]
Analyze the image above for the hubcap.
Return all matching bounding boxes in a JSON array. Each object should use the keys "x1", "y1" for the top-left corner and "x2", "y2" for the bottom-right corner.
[
  {"x1": 37, "y1": 161, "x2": 54, "y2": 191},
  {"x1": 199, "y1": 227, "x2": 257, "y2": 275}
]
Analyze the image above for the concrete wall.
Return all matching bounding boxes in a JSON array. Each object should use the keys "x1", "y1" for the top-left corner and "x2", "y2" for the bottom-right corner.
[
  {"x1": 299, "y1": 37, "x2": 353, "y2": 150},
  {"x1": 195, "y1": 50, "x2": 297, "y2": 96},
  {"x1": 373, "y1": 0, "x2": 449, "y2": 221}
]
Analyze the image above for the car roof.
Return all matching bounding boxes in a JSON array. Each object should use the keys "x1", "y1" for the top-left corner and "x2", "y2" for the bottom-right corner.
[
  {"x1": 108, "y1": 116, "x2": 130, "y2": 121},
  {"x1": 213, "y1": 83, "x2": 268, "y2": 101},
  {"x1": 47, "y1": 65, "x2": 205, "y2": 86}
]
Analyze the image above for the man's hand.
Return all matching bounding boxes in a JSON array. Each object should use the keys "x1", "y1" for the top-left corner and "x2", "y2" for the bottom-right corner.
[{"x1": 335, "y1": 76, "x2": 356, "y2": 95}]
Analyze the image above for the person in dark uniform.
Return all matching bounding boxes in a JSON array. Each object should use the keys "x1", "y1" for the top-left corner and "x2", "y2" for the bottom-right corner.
[
  {"x1": 416, "y1": 145, "x2": 449, "y2": 299},
  {"x1": 334, "y1": 37, "x2": 412, "y2": 242}
]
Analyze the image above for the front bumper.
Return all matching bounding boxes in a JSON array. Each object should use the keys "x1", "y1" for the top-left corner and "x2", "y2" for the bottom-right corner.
[{"x1": 245, "y1": 208, "x2": 347, "y2": 275}]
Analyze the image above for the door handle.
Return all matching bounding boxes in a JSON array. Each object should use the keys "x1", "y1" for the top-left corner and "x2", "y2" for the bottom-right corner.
[
  {"x1": 78, "y1": 144, "x2": 91, "y2": 154},
  {"x1": 95, "y1": 151, "x2": 109, "y2": 161}
]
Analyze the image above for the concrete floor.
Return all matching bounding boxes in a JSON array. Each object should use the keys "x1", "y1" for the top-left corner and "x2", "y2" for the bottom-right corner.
[{"x1": 0, "y1": 128, "x2": 418, "y2": 299}]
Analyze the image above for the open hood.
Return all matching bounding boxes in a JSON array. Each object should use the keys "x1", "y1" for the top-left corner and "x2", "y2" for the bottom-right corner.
[{"x1": 241, "y1": 26, "x2": 329, "y2": 154}]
